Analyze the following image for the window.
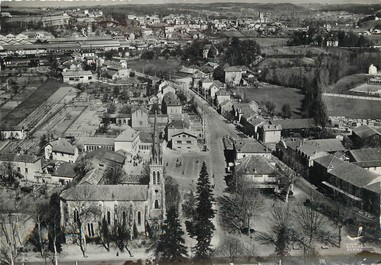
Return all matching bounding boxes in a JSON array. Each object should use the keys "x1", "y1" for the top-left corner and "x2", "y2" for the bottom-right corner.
[
  {"x1": 153, "y1": 171, "x2": 156, "y2": 185},
  {"x1": 137, "y1": 211, "x2": 141, "y2": 225},
  {"x1": 107, "y1": 211, "x2": 111, "y2": 225},
  {"x1": 139, "y1": 121, "x2": 143, "y2": 126},
  {"x1": 123, "y1": 211, "x2": 126, "y2": 224},
  {"x1": 177, "y1": 141, "x2": 182, "y2": 144},
  {"x1": 155, "y1": 200, "x2": 159, "y2": 209},
  {"x1": 73, "y1": 210, "x2": 79, "y2": 223},
  {"x1": 88, "y1": 76, "x2": 92, "y2": 80},
  {"x1": 187, "y1": 141, "x2": 192, "y2": 144},
  {"x1": 88, "y1": 223, "x2": 91, "y2": 236},
  {"x1": 25, "y1": 168, "x2": 28, "y2": 174},
  {"x1": 17, "y1": 167, "x2": 20, "y2": 172},
  {"x1": 157, "y1": 172, "x2": 160, "y2": 184},
  {"x1": 91, "y1": 223, "x2": 94, "y2": 236},
  {"x1": 183, "y1": 135, "x2": 186, "y2": 138}
]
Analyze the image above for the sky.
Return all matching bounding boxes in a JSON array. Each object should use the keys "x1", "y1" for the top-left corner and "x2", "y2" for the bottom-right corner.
[{"x1": 2, "y1": 0, "x2": 381, "y2": 8}]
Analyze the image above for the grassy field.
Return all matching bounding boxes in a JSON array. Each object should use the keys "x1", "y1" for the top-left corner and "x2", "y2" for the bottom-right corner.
[
  {"x1": 127, "y1": 59, "x2": 181, "y2": 75},
  {"x1": 243, "y1": 82, "x2": 304, "y2": 117},
  {"x1": 0, "y1": 79, "x2": 62, "y2": 128},
  {"x1": 323, "y1": 96, "x2": 381, "y2": 119},
  {"x1": 325, "y1": 74, "x2": 370, "y2": 94}
]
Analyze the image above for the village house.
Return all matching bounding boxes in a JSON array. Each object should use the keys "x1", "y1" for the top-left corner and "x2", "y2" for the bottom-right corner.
[
  {"x1": 170, "y1": 131, "x2": 198, "y2": 151},
  {"x1": 234, "y1": 155, "x2": 279, "y2": 189},
  {"x1": 347, "y1": 148, "x2": 381, "y2": 175},
  {"x1": 224, "y1": 66, "x2": 242, "y2": 86},
  {"x1": 131, "y1": 107, "x2": 150, "y2": 129},
  {"x1": 114, "y1": 126, "x2": 140, "y2": 155},
  {"x1": 310, "y1": 154, "x2": 381, "y2": 219},
  {"x1": 272, "y1": 118, "x2": 317, "y2": 138},
  {"x1": 62, "y1": 70, "x2": 94, "y2": 85},
  {"x1": 0, "y1": 154, "x2": 42, "y2": 182},
  {"x1": 44, "y1": 138, "x2": 79, "y2": 163},
  {"x1": 0, "y1": 126, "x2": 27, "y2": 140},
  {"x1": 39, "y1": 162, "x2": 79, "y2": 185},
  {"x1": 78, "y1": 136, "x2": 115, "y2": 152},
  {"x1": 276, "y1": 138, "x2": 346, "y2": 174},
  {"x1": 215, "y1": 90, "x2": 231, "y2": 107},
  {"x1": 233, "y1": 138, "x2": 271, "y2": 160},
  {"x1": 105, "y1": 65, "x2": 130, "y2": 80},
  {"x1": 258, "y1": 123, "x2": 282, "y2": 144},
  {"x1": 351, "y1": 125, "x2": 381, "y2": 148},
  {"x1": 161, "y1": 92, "x2": 182, "y2": 115}
]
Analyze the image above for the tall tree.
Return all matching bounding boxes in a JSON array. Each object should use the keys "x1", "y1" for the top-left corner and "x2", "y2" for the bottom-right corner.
[
  {"x1": 156, "y1": 206, "x2": 188, "y2": 263},
  {"x1": 193, "y1": 162, "x2": 215, "y2": 261},
  {"x1": 47, "y1": 193, "x2": 64, "y2": 265}
]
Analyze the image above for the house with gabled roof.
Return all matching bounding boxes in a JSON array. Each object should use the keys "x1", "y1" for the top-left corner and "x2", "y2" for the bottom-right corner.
[
  {"x1": 233, "y1": 138, "x2": 271, "y2": 160},
  {"x1": 78, "y1": 136, "x2": 115, "y2": 152},
  {"x1": 347, "y1": 148, "x2": 381, "y2": 175},
  {"x1": 224, "y1": 66, "x2": 242, "y2": 86},
  {"x1": 310, "y1": 154, "x2": 381, "y2": 218},
  {"x1": 276, "y1": 138, "x2": 346, "y2": 174},
  {"x1": 131, "y1": 106, "x2": 150, "y2": 129},
  {"x1": 351, "y1": 125, "x2": 381, "y2": 148},
  {"x1": 114, "y1": 126, "x2": 140, "y2": 154},
  {"x1": 171, "y1": 131, "x2": 197, "y2": 151},
  {"x1": 234, "y1": 155, "x2": 279, "y2": 189},
  {"x1": 272, "y1": 118, "x2": 317, "y2": 138},
  {"x1": 39, "y1": 162, "x2": 79, "y2": 185},
  {"x1": 45, "y1": 138, "x2": 78, "y2": 163},
  {"x1": 162, "y1": 92, "x2": 182, "y2": 115},
  {"x1": 0, "y1": 153, "x2": 42, "y2": 182}
]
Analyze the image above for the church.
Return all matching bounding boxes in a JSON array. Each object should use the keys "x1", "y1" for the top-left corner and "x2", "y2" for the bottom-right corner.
[{"x1": 60, "y1": 116, "x2": 165, "y2": 240}]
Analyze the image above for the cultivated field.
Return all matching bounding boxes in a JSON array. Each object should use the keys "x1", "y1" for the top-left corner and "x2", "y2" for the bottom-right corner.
[
  {"x1": 0, "y1": 79, "x2": 62, "y2": 128},
  {"x1": 243, "y1": 82, "x2": 304, "y2": 117},
  {"x1": 323, "y1": 95, "x2": 381, "y2": 119}
]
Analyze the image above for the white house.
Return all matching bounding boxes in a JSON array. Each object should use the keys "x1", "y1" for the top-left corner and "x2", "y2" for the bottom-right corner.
[
  {"x1": 45, "y1": 138, "x2": 79, "y2": 163},
  {"x1": 114, "y1": 126, "x2": 140, "y2": 155},
  {"x1": 62, "y1": 70, "x2": 94, "y2": 85}
]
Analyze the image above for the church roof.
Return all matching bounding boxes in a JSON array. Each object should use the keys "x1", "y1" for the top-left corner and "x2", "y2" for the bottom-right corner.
[{"x1": 61, "y1": 185, "x2": 149, "y2": 201}]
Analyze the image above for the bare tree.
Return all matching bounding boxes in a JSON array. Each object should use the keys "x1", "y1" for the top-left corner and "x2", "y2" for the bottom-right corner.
[
  {"x1": 292, "y1": 202, "x2": 333, "y2": 252},
  {"x1": 256, "y1": 206, "x2": 293, "y2": 257},
  {"x1": 0, "y1": 213, "x2": 21, "y2": 265},
  {"x1": 214, "y1": 235, "x2": 246, "y2": 262},
  {"x1": 219, "y1": 176, "x2": 265, "y2": 234}
]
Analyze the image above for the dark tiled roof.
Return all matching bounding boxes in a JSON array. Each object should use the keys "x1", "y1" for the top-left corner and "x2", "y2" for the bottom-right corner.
[
  {"x1": 224, "y1": 66, "x2": 241, "y2": 72},
  {"x1": 236, "y1": 155, "x2": 277, "y2": 175},
  {"x1": 52, "y1": 162, "x2": 78, "y2": 178},
  {"x1": 352, "y1": 125, "x2": 381, "y2": 139},
  {"x1": 329, "y1": 161, "x2": 380, "y2": 190},
  {"x1": 167, "y1": 120, "x2": 189, "y2": 129},
  {"x1": 349, "y1": 148, "x2": 381, "y2": 163},
  {"x1": 0, "y1": 153, "x2": 40, "y2": 163},
  {"x1": 50, "y1": 138, "x2": 76, "y2": 155},
  {"x1": 84, "y1": 148, "x2": 126, "y2": 165},
  {"x1": 61, "y1": 185, "x2": 149, "y2": 201},
  {"x1": 234, "y1": 139, "x2": 270, "y2": 153}
]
